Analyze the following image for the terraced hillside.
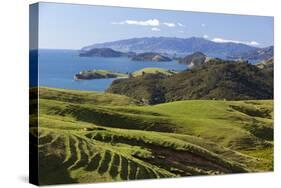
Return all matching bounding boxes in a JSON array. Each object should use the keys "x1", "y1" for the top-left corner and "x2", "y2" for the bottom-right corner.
[{"x1": 30, "y1": 87, "x2": 273, "y2": 185}]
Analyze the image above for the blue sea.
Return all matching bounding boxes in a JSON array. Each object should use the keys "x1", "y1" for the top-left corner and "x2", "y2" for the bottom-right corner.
[{"x1": 38, "y1": 49, "x2": 187, "y2": 91}]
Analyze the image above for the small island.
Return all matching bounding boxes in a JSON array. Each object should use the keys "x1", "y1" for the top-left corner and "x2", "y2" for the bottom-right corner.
[
  {"x1": 131, "y1": 52, "x2": 172, "y2": 62},
  {"x1": 178, "y1": 52, "x2": 207, "y2": 66},
  {"x1": 79, "y1": 48, "x2": 136, "y2": 58},
  {"x1": 74, "y1": 70, "x2": 128, "y2": 80}
]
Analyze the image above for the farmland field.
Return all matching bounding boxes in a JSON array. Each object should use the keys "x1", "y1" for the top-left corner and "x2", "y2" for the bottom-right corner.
[{"x1": 30, "y1": 87, "x2": 273, "y2": 185}]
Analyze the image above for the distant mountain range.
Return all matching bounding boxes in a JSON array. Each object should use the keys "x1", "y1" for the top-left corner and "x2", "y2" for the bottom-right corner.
[
  {"x1": 228, "y1": 46, "x2": 273, "y2": 61},
  {"x1": 81, "y1": 37, "x2": 273, "y2": 61}
]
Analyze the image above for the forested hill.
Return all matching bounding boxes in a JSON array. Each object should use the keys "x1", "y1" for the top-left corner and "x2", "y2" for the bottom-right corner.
[{"x1": 107, "y1": 61, "x2": 273, "y2": 104}]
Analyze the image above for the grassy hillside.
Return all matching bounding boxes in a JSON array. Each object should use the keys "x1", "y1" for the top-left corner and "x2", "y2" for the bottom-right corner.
[
  {"x1": 30, "y1": 87, "x2": 273, "y2": 185},
  {"x1": 107, "y1": 61, "x2": 273, "y2": 104},
  {"x1": 132, "y1": 68, "x2": 177, "y2": 77},
  {"x1": 37, "y1": 87, "x2": 139, "y2": 106}
]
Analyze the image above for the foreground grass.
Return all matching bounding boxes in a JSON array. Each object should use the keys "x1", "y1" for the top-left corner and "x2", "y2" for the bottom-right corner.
[{"x1": 30, "y1": 87, "x2": 273, "y2": 185}]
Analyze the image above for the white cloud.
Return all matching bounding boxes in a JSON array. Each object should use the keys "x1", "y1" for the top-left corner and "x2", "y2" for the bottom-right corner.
[
  {"x1": 212, "y1": 37, "x2": 260, "y2": 46},
  {"x1": 203, "y1": 34, "x2": 209, "y2": 39},
  {"x1": 151, "y1": 27, "x2": 161, "y2": 32},
  {"x1": 177, "y1": 23, "x2": 185, "y2": 27},
  {"x1": 112, "y1": 19, "x2": 160, "y2": 26},
  {"x1": 201, "y1": 23, "x2": 206, "y2": 27},
  {"x1": 112, "y1": 19, "x2": 184, "y2": 29},
  {"x1": 163, "y1": 22, "x2": 176, "y2": 27},
  {"x1": 178, "y1": 30, "x2": 184, "y2": 33},
  {"x1": 249, "y1": 41, "x2": 259, "y2": 46}
]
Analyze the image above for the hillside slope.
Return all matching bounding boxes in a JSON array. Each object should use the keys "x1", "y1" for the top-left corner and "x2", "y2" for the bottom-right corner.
[
  {"x1": 107, "y1": 61, "x2": 273, "y2": 104},
  {"x1": 132, "y1": 68, "x2": 177, "y2": 77},
  {"x1": 30, "y1": 87, "x2": 273, "y2": 185}
]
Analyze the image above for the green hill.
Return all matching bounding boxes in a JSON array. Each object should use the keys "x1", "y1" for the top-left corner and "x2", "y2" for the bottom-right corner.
[
  {"x1": 37, "y1": 87, "x2": 139, "y2": 106},
  {"x1": 107, "y1": 61, "x2": 273, "y2": 104},
  {"x1": 30, "y1": 87, "x2": 273, "y2": 185},
  {"x1": 132, "y1": 68, "x2": 177, "y2": 77}
]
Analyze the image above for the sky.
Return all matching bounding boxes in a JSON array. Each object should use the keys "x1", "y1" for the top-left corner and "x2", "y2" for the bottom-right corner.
[{"x1": 37, "y1": 2, "x2": 274, "y2": 49}]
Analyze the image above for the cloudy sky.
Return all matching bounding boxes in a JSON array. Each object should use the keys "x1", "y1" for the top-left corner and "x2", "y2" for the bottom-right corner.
[{"x1": 37, "y1": 2, "x2": 274, "y2": 49}]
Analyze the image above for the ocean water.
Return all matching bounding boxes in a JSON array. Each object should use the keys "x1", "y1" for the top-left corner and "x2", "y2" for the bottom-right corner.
[{"x1": 38, "y1": 49, "x2": 187, "y2": 91}]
